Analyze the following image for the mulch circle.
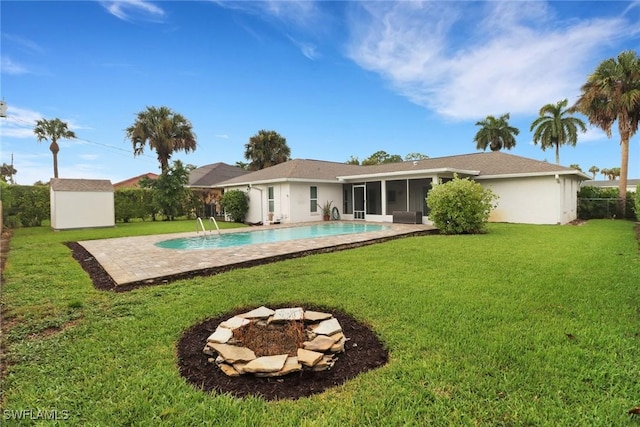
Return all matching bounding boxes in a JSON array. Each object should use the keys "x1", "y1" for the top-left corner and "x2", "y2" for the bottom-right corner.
[
  {"x1": 62, "y1": 242, "x2": 390, "y2": 400},
  {"x1": 176, "y1": 304, "x2": 389, "y2": 401}
]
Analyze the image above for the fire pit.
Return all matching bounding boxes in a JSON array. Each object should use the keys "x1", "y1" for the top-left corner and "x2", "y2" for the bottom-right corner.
[
  {"x1": 203, "y1": 306, "x2": 346, "y2": 377},
  {"x1": 177, "y1": 304, "x2": 389, "y2": 400}
]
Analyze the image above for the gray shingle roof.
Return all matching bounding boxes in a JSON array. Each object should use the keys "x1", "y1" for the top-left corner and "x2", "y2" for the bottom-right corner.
[
  {"x1": 187, "y1": 162, "x2": 250, "y2": 187},
  {"x1": 50, "y1": 178, "x2": 114, "y2": 192},
  {"x1": 218, "y1": 152, "x2": 587, "y2": 186}
]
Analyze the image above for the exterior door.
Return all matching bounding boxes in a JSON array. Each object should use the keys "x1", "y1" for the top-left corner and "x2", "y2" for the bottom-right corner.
[{"x1": 353, "y1": 185, "x2": 365, "y2": 220}]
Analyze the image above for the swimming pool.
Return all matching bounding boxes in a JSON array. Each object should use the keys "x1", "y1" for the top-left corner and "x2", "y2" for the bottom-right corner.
[{"x1": 155, "y1": 222, "x2": 388, "y2": 250}]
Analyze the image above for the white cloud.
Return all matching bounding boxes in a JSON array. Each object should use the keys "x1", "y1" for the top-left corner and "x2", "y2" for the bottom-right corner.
[
  {"x1": 346, "y1": 1, "x2": 631, "y2": 121},
  {"x1": 1, "y1": 56, "x2": 29, "y2": 75},
  {"x1": 100, "y1": 0, "x2": 165, "y2": 23},
  {"x1": 1, "y1": 33, "x2": 44, "y2": 54}
]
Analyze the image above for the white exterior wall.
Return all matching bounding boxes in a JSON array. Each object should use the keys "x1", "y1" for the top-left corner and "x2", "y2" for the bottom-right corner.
[
  {"x1": 479, "y1": 176, "x2": 578, "y2": 225},
  {"x1": 236, "y1": 182, "x2": 342, "y2": 224},
  {"x1": 289, "y1": 182, "x2": 342, "y2": 223},
  {"x1": 50, "y1": 189, "x2": 115, "y2": 230}
]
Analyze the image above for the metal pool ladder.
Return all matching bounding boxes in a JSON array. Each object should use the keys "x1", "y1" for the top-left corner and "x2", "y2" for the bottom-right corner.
[{"x1": 196, "y1": 217, "x2": 221, "y2": 235}]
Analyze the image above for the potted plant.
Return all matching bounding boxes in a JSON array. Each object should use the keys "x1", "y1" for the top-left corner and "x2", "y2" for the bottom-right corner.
[{"x1": 318, "y1": 200, "x2": 333, "y2": 221}]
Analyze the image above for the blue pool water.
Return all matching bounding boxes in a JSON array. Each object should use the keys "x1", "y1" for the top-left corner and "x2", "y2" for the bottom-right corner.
[{"x1": 155, "y1": 222, "x2": 388, "y2": 250}]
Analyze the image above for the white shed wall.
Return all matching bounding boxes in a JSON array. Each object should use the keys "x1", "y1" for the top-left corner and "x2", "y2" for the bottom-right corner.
[
  {"x1": 50, "y1": 190, "x2": 115, "y2": 230},
  {"x1": 480, "y1": 176, "x2": 578, "y2": 225}
]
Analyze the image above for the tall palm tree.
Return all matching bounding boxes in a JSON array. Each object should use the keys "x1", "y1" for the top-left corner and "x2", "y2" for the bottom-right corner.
[
  {"x1": 244, "y1": 130, "x2": 290, "y2": 171},
  {"x1": 588, "y1": 165, "x2": 600, "y2": 179},
  {"x1": 530, "y1": 99, "x2": 586, "y2": 164},
  {"x1": 33, "y1": 118, "x2": 76, "y2": 179},
  {"x1": 125, "y1": 106, "x2": 197, "y2": 175},
  {"x1": 571, "y1": 50, "x2": 640, "y2": 208},
  {"x1": 473, "y1": 113, "x2": 519, "y2": 151}
]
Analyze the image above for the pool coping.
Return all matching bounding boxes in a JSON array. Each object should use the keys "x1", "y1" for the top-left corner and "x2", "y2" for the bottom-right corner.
[{"x1": 77, "y1": 221, "x2": 437, "y2": 290}]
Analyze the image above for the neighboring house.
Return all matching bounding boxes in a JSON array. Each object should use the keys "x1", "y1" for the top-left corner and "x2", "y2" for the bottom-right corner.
[
  {"x1": 581, "y1": 179, "x2": 639, "y2": 193},
  {"x1": 217, "y1": 152, "x2": 590, "y2": 225},
  {"x1": 186, "y1": 162, "x2": 250, "y2": 217},
  {"x1": 113, "y1": 173, "x2": 158, "y2": 188},
  {"x1": 50, "y1": 178, "x2": 115, "y2": 230}
]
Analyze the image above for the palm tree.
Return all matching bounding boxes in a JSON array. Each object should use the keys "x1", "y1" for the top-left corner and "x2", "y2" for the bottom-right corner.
[
  {"x1": 125, "y1": 106, "x2": 197, "y2": 175},
  {"x1": 530, "y1": 99, "x2": 586, "y2": 164},
  {"x1": 244, "y1": 130, "x2": 290, "y2": 171},
  {"x1": 33, "y1": 118, "x2": 76, "y2": 179},
  {"x1": 588, "y1": 166, "x2": 600, "y2": 179},
  {"x1": 473, "y1": 113, "x2": 519, "y2": 151},
  {"x1": 571, "y1": 50, "x2": 640, "y2": 210}
]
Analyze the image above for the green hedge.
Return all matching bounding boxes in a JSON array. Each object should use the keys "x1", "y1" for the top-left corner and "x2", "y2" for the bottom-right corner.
[
  {"x1": 114, "y1": 188, "x2": 156, "y2": 222},
  {"x1": 1, "y1": 182, "x2": 50, "y2": 228},
  {"x1": 578, "y1": 186, "x2": 637, "y2": 220}
]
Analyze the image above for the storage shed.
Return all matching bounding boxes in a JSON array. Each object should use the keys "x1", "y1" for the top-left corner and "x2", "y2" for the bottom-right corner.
[{"x1": 50, "y1": 178, "x2": 115, "y2": 230}]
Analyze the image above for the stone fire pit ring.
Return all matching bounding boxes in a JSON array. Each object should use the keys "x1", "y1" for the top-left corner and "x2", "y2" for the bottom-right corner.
[
  {"x1": 177, "y1": 304, "x2": 390, "y2": 400},
  {"x1": 203, "y1": 306, "x2": 347, "y2": 377}
]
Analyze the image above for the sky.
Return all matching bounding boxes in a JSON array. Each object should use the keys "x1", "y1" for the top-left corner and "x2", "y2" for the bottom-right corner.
[{"x1": 1, "y1": 0, "x2": 639, "y2": 186}]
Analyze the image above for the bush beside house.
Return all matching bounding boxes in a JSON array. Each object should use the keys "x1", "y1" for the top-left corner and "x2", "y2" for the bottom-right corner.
[{"x1": 426, "y1": 176, "x2": 498, "y2": 234}]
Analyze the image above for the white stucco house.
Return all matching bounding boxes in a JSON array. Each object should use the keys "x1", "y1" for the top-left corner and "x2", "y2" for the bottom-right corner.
[
  {"x1": 217, "y1": 152, "x2": 590, "y2": 226},
  {"x1": 50, "y1": 178, "x2": 115, "y2": 230}
]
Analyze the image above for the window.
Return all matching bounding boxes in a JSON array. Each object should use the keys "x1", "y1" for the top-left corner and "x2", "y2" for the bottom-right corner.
[
  {"x1": 310, "y1": 186, "x2": 318, "y2": 212},
  {"x1": 268, "y1": 186, "x2": 274, "y2": 213}
]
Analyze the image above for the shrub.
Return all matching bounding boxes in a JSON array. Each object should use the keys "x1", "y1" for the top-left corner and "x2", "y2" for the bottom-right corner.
[
  {"x1": 114, "y1": 188, "x2": 154, "y2": 222},
  {"x1": 426, "y1": 176, "x2": 498, "y2": 234},
  {"x1": 220, "y1": 190, "x2": 249, "y2": 223},
  {"x1": 577, "y1": 186, "x2": 636, "y2": 220},
  {"x1": 635, "y1": 185, "x2": 640, "y2": 220},
  {"x1": 0, "y1": 183, "x2": 50, "y2": 228}
]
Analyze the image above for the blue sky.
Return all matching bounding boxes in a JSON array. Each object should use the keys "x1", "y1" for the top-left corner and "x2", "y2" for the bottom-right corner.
[{"x1": 1, "y1": 0, "x2": 639, "y2": 185}]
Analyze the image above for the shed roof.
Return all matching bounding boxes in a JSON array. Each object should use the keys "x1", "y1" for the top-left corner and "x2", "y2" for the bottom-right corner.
[{"x1": 50, "y1": 178, "x2": 114, "y2": 192}]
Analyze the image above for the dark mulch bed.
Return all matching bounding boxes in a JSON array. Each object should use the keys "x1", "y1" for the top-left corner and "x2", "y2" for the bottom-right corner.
[
  {"x1": 177, "y1": 305, "x2": 389, "y2": 401},
  {"x1": 63, "y1": 242, "x2": 390, "y2": 400}
]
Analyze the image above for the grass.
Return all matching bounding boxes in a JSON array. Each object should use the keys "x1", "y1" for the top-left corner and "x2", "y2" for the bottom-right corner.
[{"x1": 1, "y1": 219, "x2": 639, "y2": 426}]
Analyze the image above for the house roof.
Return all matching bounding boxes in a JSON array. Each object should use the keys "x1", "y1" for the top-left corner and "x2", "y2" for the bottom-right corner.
[
  {"x1": 187, "y1": 162, "x2": 250, "y2": 188},
  {"x1": 217, "y1": 152, "x2": 589, "y2": 187},
  {"x1": 113, "y1": 173, "x2": 158, "y2": 188},
  {"x1": 582, "y1": 179, "x2": 640, "y2": 188},
  {"x1": 50, "y1": 178, "x2": 114, "y2": 192}
]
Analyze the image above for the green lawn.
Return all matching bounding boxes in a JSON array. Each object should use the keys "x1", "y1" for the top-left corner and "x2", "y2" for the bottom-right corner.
[{"x1": 1, "y1": 220, "x2": 639, "y2": 426}]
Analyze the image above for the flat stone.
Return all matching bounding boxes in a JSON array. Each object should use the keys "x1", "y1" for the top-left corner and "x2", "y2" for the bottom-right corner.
[
  {"x1": 312, "y1": 318, "x2": 342, "y2": 336},
  {"x1": 255, "y1": 357, "x2": 302, "y2": 377},
  {"x1": 304, "y1": 310, "x2": 333, "y2": 322},
  {"x1": 312, "y1": 355, "x2": 336, "y2": 371},
  {"x1": 271, "y1": 307, "x2": 304, "y2": 322},
  {"x1": 297, "y1": 348, "x2": 324, "y2": 367},
  {"x1": 203, "y1": 344, "x2": 215, "y2": 356},
  {"x1": 239, "y1": 306, "x2": 275, "y2": 319},
  {"x1": 330, "y1": 336, "x2": 346, "y2": 353},
  {"x1": 207, "y1": 327, "x2": 234, "y2": 344},
  {"x1": 218, "y1": 363, "x2": 241, "y2": 377},
  {"x1": 208, "y1": 343, "x2": 256, "y2": 363},
  {"x1": 243, "y1": 354, "x2": 288, "y2": 373},
  {"x1": 219, "y1": 316, "x2": 251, "y2": 330},
  {"x1": 232, "y1": 362, "x2": 248, "y2": 374},
  {"x1": 303, "y1": 335, "x2": 336, "y2": 352}
]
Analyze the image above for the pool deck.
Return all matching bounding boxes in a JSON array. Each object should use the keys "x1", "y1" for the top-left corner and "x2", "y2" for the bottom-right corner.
[{"x1": 78, "y1": 221, "x2": 436, "y2": 287}]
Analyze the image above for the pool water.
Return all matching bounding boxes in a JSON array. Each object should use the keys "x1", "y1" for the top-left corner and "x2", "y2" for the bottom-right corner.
[{"x1": 155, "y1": 222, "x2": 388, "y2": 250}]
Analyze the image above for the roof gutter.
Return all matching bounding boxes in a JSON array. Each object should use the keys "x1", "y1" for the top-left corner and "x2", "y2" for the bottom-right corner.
[
  {"x1": 475, "y1": 170, "x2": 592, "y2": 180},
  {"x1": 337, "y1": 168, "x2": 480, "y2": 181}
]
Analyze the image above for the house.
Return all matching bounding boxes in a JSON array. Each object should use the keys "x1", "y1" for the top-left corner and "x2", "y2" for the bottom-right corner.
[
  {"x1": 113, "y1": 173, "x2": 158, "y2": 188},
  {"x1": 217, "y1": 152, "x2": 590, "y2": 225},
  {"x1": 186, "y1": 162, "x2": 250, "y2": 217},
  {"x1": 581, "y1": 179, "x2": 639, "y2": 193},
  {"x1": 50, "y1": 178, "x2": 115, "y2": 230}
]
